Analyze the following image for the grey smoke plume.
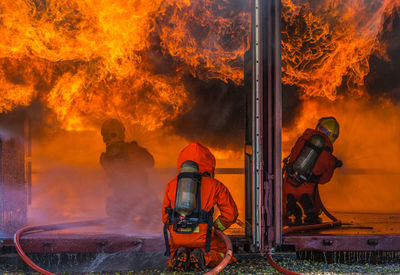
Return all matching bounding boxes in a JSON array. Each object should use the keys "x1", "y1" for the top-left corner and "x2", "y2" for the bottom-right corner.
[{"x1": 365, "y1": 6, "x2": 400, "y2": 102}]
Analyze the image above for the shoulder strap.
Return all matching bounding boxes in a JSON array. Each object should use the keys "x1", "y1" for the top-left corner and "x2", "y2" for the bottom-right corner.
[
  {"x1": 177, "y1": 172, "x2": 202, "y2": 181},
  {"x1": 163, "y1": 222, "x2": 171, "y2": 256},
  {"x1": 163, "y1": 207, "x2": 173, "y2": 256},
  {"x1": 204, "y1": 207, "x2": 214, "y2": 254}
]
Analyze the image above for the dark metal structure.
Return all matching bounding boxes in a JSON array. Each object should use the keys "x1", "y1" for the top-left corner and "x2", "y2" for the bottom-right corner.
[{"x1": 245, "y1": 0, "x2": 281, "y2": 253}]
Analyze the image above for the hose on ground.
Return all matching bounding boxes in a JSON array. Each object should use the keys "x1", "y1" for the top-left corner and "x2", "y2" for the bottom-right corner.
[
  {"x1": 16, "y1": 220, "x2": 231, "y2": 275},
  {"x1": 282, "y1": 220, "x2": 342, "y2": 235},
  {"x1": 203, "y1": 229, "x2": 233, "y2": 275},
  {"x1": 14, "y1": 219, "x2": 104, "y2": 275},
  {"x1": 14, "y1": 225, "x2": 55, "y2": 275},
  {"x1": 266, "y1": 250, "x2": 302, "y2": 275}
]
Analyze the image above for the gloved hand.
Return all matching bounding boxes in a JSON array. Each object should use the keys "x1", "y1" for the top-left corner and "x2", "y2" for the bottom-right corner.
[
  {"x1": 334, "y1": 157, "x2": 343, "y2": 168},
  {"x1": 213, "y1": 217, "x2": 227, "y2": 231}
]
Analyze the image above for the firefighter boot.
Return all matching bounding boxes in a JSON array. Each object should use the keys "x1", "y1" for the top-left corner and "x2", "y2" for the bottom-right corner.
[
  {"x1": 286, "y1": 194, "x2": 302, "y2": 225},
  {"x1": 300, "y1": 194, "x2": 322, "y2": 224},
  {"x1": 189, "y1": 248, "x2": 206, "y2": 271},
  {"x1": 172, "y1": 247, "x2": 190, "y2": 271}
]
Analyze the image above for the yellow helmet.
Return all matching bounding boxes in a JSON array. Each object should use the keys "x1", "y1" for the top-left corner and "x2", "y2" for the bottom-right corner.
[{"x1": 316, "y1": 117, "x2": 339, "y2": 144}]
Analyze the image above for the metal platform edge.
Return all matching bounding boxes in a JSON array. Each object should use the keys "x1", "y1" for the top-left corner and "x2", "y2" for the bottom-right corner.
[
  {"x1": 1, "y1": 234, "x2": 250, "y2": 254},
  {"x1": 1, "y1": 235, "x2": 165, "y2": 254},
  {"x1": 283, "y1": 235, "x2": 400, "y2": 251}
]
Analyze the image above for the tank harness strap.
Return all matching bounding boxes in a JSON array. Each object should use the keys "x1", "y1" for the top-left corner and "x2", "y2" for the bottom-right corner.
[
  {"x1": 195, "y1": 176, "x2": 202, "y2": 211},
  {"x1": 304, "y1": 139, "x2": 322, "y2": 154},
  {"x1": 204, "y1": 207, "x2": 214, "y2": 255},
  {"x1": 177, "y1": 172, "x2": 202, "y2": 181},
  {"x1": 163, "y1": 207, "x2": 173, "y2": 256}
]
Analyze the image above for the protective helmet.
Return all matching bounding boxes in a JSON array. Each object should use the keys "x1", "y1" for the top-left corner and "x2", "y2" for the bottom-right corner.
[
  {"x1": 101, "y1": 118, "x2": 125, "y2": 146},
  {"x1": 316, "y1": 117, "x2": 339, "y2": 144}
]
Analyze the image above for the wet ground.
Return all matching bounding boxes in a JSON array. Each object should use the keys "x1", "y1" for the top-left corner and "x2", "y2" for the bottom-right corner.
[
  {"x1": 2, "y1": 253, "x2": 400, "y2": 274},
  {"x1": 2, "y1": 212, "x2": 400, "y2": 274}
]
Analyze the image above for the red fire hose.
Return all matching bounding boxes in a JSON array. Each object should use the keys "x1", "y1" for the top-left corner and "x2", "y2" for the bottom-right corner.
[
  {"x1": 15, "y1": 221, "x2": 233, "y2": 275},
  {"x1": 14, "y1": 219, "x2": 105, "y2": 275},
  {"x1": 266, "y1": 250, "x2": 302, "y2": 275},
  {"x1": 14, "y1": 186, "x2": 339, "y2": 275},
  {"x1": 282, "y1": 220, "x2": 342, "y2": 235},
  {"x1": 14, "y1": 225, "x2": 55, "y2": 275},
  {"x1": 203, "y1": 228, "x2": 233, "y2": 275}
]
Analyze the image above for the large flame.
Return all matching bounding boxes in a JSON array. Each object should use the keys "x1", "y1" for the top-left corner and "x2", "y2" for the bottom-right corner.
[
  {"x1": 5, "y1": 0, "x2": 399, "y2": 225},
  {"x1": 0, "y1": 0, "x2": 250, "y2": 131},
  {"x1": 0, "y1": 0, "x2": 250, "y2": 228},
  {"x1": 157, "y1": 0, "x2": 250, "y2": 84},
  {"x1": 282, "y1": 0, "x2": 400, "y2": 213},
  {"x1": 282, "y1": 0, "x2": 399, "y2": 100}
]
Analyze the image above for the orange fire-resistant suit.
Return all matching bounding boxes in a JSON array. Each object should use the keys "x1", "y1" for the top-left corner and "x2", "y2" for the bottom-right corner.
[
  {"x1": 162, "y1": 142, "x2": 238, "y2": 267},
  {"x1": 283, "y1": 129, "x2": 336, "y2": 221}
]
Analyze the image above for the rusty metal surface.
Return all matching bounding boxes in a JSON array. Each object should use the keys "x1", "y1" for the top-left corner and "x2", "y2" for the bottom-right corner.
[
  {"x1": 1, "y1": 233, "x2": 164, "y2": 253},
  {"x1": 283, "y1": 235, "x2": 400, "y2": 251},
  {"x1": 1, "y1": 233, "x2": 248, "y2": 254},
  {"x1": 287, "y1": 212, "x2": 400, "y2": 236},
  {"x1": 282, "y1": 212, "x2": 400, "y2": 251}
]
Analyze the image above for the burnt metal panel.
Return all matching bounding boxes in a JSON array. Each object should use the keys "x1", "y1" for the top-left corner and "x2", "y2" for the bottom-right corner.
[{"x1": 283, "y1": 236, "x2": 400, "y2": 251}]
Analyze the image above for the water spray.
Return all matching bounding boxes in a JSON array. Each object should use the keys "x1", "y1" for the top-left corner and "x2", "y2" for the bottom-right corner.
[{"x1": 14, "y1": 219, "x2": 105, "y2": 275}]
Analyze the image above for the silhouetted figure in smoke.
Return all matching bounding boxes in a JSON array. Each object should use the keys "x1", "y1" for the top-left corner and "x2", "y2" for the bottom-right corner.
[{"x1": 100, "y1": 118, "x2": 155, "y2": 224}]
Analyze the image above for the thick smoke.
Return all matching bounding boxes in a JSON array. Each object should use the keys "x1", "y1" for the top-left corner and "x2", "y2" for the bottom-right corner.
[
  {"x1": 168, "y1": 75, "x2": 246, "y2": 149},
  {"x1": 365, "y1": 6, "x2": 400, "y2": 102},
  {"x1": 282, "y1": 84, "x2": 302, "y2": 127}
]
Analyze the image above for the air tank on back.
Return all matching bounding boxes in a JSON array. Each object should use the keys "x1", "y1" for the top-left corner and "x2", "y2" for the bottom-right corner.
[
  {"x1": 292, "y1": 134, "x2": 326, "y2": 182},
  {"x1": 174, "y1": 160, "x2": 200, "y2": 217}
]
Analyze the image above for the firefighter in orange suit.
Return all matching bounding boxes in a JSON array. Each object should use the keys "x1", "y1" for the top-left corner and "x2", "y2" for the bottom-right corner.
[
  {"x1": 283, "y1": 117, "x2": 342, "y2": 225},
  {"x1": 162, "y1": 142, "x2": 238, "y2": 271}
]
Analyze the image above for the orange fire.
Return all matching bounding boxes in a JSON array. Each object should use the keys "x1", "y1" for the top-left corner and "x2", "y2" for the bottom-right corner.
[
  {"x1": 281, "y1": 0, "x2": 399, "y2": 100},
  {"x1": 3, "y1": 0, "x2": 399, "y2": 225},
  {"x1": 0, "y1": 0, "x2": 249, "y2": 131},
  {"x1": 0, "y1": 0, "x2": 250, "y2": 226},
  {"x1": 282, "y1": 0, "x2": 400, "y2": 213}
]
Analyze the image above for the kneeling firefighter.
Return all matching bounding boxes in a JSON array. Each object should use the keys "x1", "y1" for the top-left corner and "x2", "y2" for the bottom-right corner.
[
  {"x1": 283, "y1": 117, "x2": 343, "y2": 225},
  {"x1": 162, "y1": 142, "x2": 238, "y2": 272}
]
